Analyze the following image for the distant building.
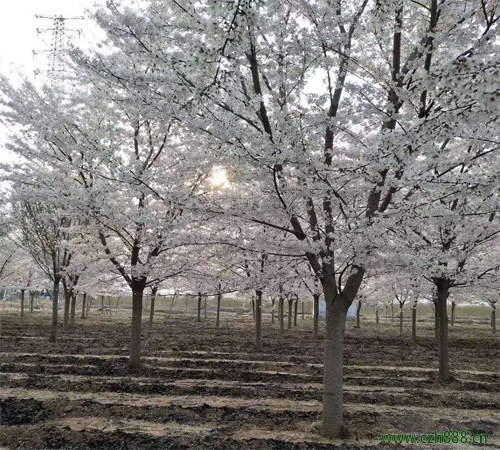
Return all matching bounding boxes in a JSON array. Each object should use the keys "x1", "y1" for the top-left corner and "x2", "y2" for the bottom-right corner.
[{"x1": 319, "y1": 296, "x2": 357, "y2": 319}]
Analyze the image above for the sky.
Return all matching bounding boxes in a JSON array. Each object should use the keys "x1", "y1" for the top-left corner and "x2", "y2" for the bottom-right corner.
[{"x1": 0, "y1": 0, "x2": 97, "y2": 165}]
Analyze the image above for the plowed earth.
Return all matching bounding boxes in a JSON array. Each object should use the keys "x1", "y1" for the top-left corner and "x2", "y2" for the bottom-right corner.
[{"x1": 0, "y1": 310, "x2": 498, "y2": 449}]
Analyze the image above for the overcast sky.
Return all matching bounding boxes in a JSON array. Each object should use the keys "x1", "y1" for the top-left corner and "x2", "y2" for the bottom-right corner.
[{"x1": 0, "y1": 1, "x2": 97, "y2": 165}]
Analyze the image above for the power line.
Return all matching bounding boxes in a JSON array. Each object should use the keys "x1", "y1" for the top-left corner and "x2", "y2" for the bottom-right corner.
[{"x1": 34, "y1": 15, "x2": 83, "y2": 82}]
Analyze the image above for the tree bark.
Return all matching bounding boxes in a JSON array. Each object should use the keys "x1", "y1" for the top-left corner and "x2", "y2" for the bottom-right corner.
[
  {"x1": 129, "y1": 284, "x2": 145, "y2": 369},
  {"x1": 399, "y1": 303, "x2": 404, "y2": 337},
  {"x1": 63, "y1": 286, "x2": 71, "y2": 331},
  {"x1": 492, "y1": 306, "x2": 496, "y2": 334},
  {"x1": 376, "y1": 308, "x2": 379, "y2": 325},
  {"x1": 355, "y1": 301, "x2": 362, "y2": 328},
  {"x1": 29, "y1": 292, "x2": 34, "y2": 314},
  {"x1": 204, "y1": 295, "x2": 207, "y2": 320},
  {"x1": 197, "y1": 293, "x2": 202, "y2": 322},
  {"x1": 70, "y1": 294, "x2": 76, "y2": 328},
  {"x1": 412, "y1": 305, "x2": 417, "y2": 342},
  {"x1": 216, "y1": 292, "x2": 221, "y2": 328},
  {"x1": 149, "y1": 286, "x2": 158, "y2": 328},
  {"x1": 81, "y1": 293, "x2": 87, "y2": 319},
  {"x1": 50, "y1": 279, "x2": 59, "y2": 343},
  {"x1": 251, "y1": 299, "x2": 255, "y2": 321},
  {"x1": 101, "y1": 295, "x2": 104, "y2": 314},
  {"x1": 20, "y1": 289, "x2": 25, "y2": 317},
  {"x1": 391, "y1": 304, "x2": 394, "y2": 322},
  {"x1": 287, "y1": 299, "x2": 293, "y2": 329},
  {"x1": 320, "y1": 291, "x2": 349, "y2": 438},
  {"x1": 313, "y1": 294, "x2": 319, "y2": 340},
  {"x1": 301, "y1": 301, "x2": 304, "y2": 320},
  {"x1": 255, "y1": 290, "x2": 262, "y2": 351},
  {"x1": 271, "y1": 298, "x2": 275, "y2": 324},
  {"x1": 436, "y1": 279, "x2": 451, "y2": 383},
  {"x1": 293, "y1": 298, "x2": 298, "y2": 326},
  {"x1": 279, "y1": 297, "x2": 284, "y2": 334},
  {"x1": 451, "y1": 301, "x2": 455, "y2": 327}
]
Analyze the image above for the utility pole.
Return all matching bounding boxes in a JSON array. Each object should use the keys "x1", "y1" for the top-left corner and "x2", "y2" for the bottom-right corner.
[{"x1": 34, "y1": 15, "x2": 83, "y2": 82}]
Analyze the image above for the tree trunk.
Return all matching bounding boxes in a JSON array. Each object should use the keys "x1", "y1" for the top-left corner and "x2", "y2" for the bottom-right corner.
[
  {"x1": 29, "y1": 292, "x2": 34, "y2": 314},
  {"x1": 81, "y1": 293, "x2": 87, "y2": 319},
  {"x1": 271, "y1": 298, "x2": 275, "y2": 324},
  {"x1": 320, "y1": 291, "x2": 350, "y2": 438},
  {"x1": 279, "y1": 297, "x2": 284, "y2": 334},
  {"x1": 391, "y1": 304, "x2": 394, "y2": 322},
  {"x1": 287, "y1": 299, "x2": 293, "y2": 329},
  {"x1": 50, "y1": 279, "x2": 59, "y2": 343},
  {"x1": 197, "y1": 293, "x2": 202, "y2": 322},
  {"x1": 293, "y1": 298, "x2": 298, "y2": 326},
  {"x1": 63, "y1": 287, "x2": 71, "y2": 331},
  {"x1": 436, "y1": 279, "x2": 450, "y2": 383},
  {"x1": 251, "y1": 299, "x2": 255, "y2": 321},
  {"x1": 20, "y1": 289, "x2": 25, "y2": 317},
  {"x1": 355, "y1": 301, "x2": 362, "y2": 328},
  {"x1": 129, "y1": 285, "x2": 145, "y2": 369},
  {"x1": 301, "y1": 301, "x2": 304, "y2": 320},
  {"x1": 216, "y1": 292, "x2": 221, "y2": 328},
  {"x1": 313, "y1": 294, "x2": 319, "y2": 340},
  {"x1": 399, "y1": 303, "x2": 404, "y2": 337},
  {"x1": 255, "y1": 290, "x2": 262, "y2": 351},
  {"x1": 451, "y1": 301, "x2": 455, "y2": 326},
  {"x1": 101, "y1": 295, "x2": 104, "y2": 314},
  {"x1": 412, "y1": 305, "x2": 417, "y2": 342},
  {"x1": 376, "y1": 308, "x2": 379, "y2": 325},
  {"x1": 70, "y1": 294, "x2": 76, "y2": 328},
  {"x1": 149, "y1": 286, "x2": 158, "y2": 328},
  {"x1": 492, "y1": 306, "x2": 496, "y2": 334},
  {"x1": 204, "y1": 295, "x2": 207, "y2": 320}
]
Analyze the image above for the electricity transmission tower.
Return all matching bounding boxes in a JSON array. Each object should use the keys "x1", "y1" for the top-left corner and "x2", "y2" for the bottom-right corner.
[{"x1": 34, "y1": 15, "x2": 83, "y2": 82}]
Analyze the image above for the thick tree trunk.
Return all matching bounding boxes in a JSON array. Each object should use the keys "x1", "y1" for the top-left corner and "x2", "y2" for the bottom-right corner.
[
  {"x1": 355, "y1": 301, "x2": 362, "y2": 328},
  {"x1": 451, "y1": 301, "x2": 455, "y2": 326},
  {"x1": 321, "y1": 291, "x2": 349, "y2": 438},
  {"x1": 301, "y1": 301, "x2": 304, "y2": 320},
  {"x1": 279, "y1": 297, "x2": 284, "y2": 334},
  {"x1": 149, "y1": 286, "x2": 158, "y2": 329},
  {"x1": 492, "y1": 307, "x2": 496, "y2": 334},
  {"x1": 436, "y1": 279, "x2": 450, "y2": 383},
  {"x1": 63, "y1": 287, "x2": 71, "y2": 331},
  {"x1": 271, "y1": 298, "x2": 275, "y2": 324},
  {"x1": 20, "y1": 289, "x2": 25, "y2": 317},
  {"x1": 293, "y1": 298, "x2": 298, "y2": 326},
  {"x1": 251, "y1": 299, "x2": 255, "y2": 321},
  {"x1": 50, "y1": 279, "x2": 59, "y2": 343},
  {"x1": 412, "y1": 305, "x2": 417, "y2": 342},
  {"x1": 399, "y1": 303, "x2": 404, "y2": 337},
  {"x1": 376, "y1": 308, "x2": 379, "y2": 325},
  {"x1": 197, "y1": 293, "x2": 202, "y2": 322},
  {"x1": 129, "y1": 285, "x2": 145, "y2": 369},
  {"x1": 287, "y1": 299, "x2": 293, "y2": 329},
  {"x1": 216, "y1": 292, "x2": 221, "y2": 328},
  {"x1": 313, "y1": 294, "x2": 319, "y2": 340},
  {"x1": 255, "y1": 290, "x2": 262, "y2": 351},
  {"x1": 70, "y1": 294, "x2": 76, "y2": 328},
  {"x1": 81, "y1": 293, "x2": 87, "y2": 319},
  {"x1": 29, "y1": 292, "x2": 34, "y2": 314}
]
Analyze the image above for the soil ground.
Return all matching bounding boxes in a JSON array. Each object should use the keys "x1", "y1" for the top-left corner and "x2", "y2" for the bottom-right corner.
[{"x1": 0, "y1": 307, "x2": 498, "y2": 449}]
